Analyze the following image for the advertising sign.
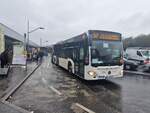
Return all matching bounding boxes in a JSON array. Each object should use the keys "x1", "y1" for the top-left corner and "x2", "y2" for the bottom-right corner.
[
  {"x1": 0, "y1": 26, "x2": 5, "y2": 54},
  {"x1": 12, "y1": 44, "x2": 26, "y2": 65}
]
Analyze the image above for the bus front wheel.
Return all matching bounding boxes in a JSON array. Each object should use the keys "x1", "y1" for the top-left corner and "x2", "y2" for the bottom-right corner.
[{"x1": 51, "y1": 56, "x2": 54, "y2": 64}]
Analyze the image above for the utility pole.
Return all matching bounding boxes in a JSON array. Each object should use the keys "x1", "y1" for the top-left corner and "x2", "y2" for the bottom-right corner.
[
  {"x1": 24, "y1": 33, "x2": 26, "y2": 51},
  {"x1": 27, "y1": 20, "x2": 29, "y2": 51},
  {"x1": 24, "y1": 33, "x2": 27, "y2": 71},
  {"x1": 26, "y1": 20, "x2": 44, "y2": 49}
]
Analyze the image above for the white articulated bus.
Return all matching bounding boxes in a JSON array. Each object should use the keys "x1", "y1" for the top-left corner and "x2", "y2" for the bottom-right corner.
[{"x1": 52, "y1": 30, "x2": 124, "y2": 80}]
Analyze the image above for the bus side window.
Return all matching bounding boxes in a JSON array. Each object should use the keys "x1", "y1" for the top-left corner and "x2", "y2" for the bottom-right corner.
[
  {"x1": 73, "y1": 48, "x2": 79, "y2": 61},
  {"x1": 80, "y1": 48, "x2": 84, "y2": 60},
  {"x1": 69, "y1": 49, "x2": 73, "y2": 59},
  {"x1": 73, "y1": 49, "x2": 77, "y2": 60}
]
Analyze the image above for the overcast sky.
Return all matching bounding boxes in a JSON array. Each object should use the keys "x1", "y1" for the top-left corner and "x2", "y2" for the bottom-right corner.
[{"x1": 0, "y1": 0, "x2": 150, "y2": 45}]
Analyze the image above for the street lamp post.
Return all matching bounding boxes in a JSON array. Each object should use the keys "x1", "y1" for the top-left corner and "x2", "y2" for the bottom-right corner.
[
  {"x1": 26, "y1": 20, "x2": 44, "y2": 51},
  {"x1": 25, "y1": 20, "x2": 44, "y2": 63}
]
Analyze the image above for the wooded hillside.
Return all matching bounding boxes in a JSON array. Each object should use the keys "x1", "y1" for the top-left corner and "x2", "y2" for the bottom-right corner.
[{"x1": 123, "y1": 34, "x2": 150, "y2": 50}]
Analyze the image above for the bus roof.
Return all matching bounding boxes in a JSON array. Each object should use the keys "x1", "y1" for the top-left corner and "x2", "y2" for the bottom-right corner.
[
  {"x1": 56, "y1": 32, "x2": 86, "y2": 45},
  {"x1": 55, "y1": 30, "x2": 121, "y2": 45}
]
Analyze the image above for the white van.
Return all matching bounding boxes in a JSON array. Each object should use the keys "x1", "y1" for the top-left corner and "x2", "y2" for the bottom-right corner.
[{"x1": 124, "y1": 47, "x2": 150, "y2": 71}]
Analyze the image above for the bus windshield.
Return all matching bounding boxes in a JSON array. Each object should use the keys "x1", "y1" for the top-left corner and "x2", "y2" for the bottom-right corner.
[{"x1": 91, "y1": 40, "x2": 122, "y2": 66}]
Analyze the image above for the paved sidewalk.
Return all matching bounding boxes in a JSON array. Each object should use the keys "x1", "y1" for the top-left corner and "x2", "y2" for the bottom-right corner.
[
  {"x1": 0, "y1": 62, "x2": 38, "y2": 113},
  {"x1": 0, "y1": 102, "x2": 29, "y2": 113},
  {"x1": 0, "y1": 62, "x2": 37, "y2": 98}
]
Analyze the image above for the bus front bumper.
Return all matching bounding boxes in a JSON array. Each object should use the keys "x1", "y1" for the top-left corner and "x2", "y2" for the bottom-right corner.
[{"x1": 84, "y1": 66, "x2": 123, "y2": 80}]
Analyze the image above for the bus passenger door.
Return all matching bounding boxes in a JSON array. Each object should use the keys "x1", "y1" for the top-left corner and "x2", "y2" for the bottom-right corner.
[
  {"x1": 73, "y1": 48, "x2": 79, "y2": 75},
  {"x1": 78, "y1": 47, "x2": 84, "y2": 77},
  {"x1": 73, "y1": 47, "x2": 84, "y2": 77}
]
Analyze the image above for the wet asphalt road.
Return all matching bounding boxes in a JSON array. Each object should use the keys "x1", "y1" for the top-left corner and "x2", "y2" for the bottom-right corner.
[{"x1": 9, "y1": 57, "x2": 150, "y2": 113}]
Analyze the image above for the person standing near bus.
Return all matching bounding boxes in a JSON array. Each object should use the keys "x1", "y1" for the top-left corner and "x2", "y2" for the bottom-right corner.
[
  {"x1": 33, "y1": 49, "x2": 39, "y2": 64},
  {"x1": 0, "y1": 49, "x2": 9, "y2": 68},
  {"x1": 38, "y1": 49, "x2": 44, "y2": 64},
  {"x1": 32, "y1": 49, "x2": 38, "y2": 62}
]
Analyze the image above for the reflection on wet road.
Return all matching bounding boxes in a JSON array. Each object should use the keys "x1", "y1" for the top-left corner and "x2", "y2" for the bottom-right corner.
[{"x1": 9, "y1": 57, "x2": 150, "y2": 113}]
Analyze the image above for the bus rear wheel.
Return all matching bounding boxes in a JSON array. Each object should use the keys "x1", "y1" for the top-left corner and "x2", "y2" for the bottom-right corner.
[{"x1": 52, "y1": 56, "x2": 58, "y2": 65}]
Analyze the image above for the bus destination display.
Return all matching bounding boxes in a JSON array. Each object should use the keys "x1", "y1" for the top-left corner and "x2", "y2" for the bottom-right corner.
[{"x1": 92, "y1": 32, "x2": 121, "y2": 41}]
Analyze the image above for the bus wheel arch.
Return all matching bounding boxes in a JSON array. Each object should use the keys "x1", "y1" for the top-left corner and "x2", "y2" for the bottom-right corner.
[{"x1": 52, "y1": 56, "x2": 59, "y2": 65}]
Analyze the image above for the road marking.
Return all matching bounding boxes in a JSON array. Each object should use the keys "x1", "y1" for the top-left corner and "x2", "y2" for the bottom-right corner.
[
  {"x1": 49, "y1": 86, "x2": 62, "y2": 95},
  {"x1": 42, "y1": 78, "x2": 62, "y2": 96},
  {"x1": 71, "y1": 103, "x2": 96, "y2": 113}
]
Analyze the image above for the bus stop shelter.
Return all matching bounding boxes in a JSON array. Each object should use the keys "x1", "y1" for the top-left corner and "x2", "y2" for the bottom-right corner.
[{"x1": 0, "y1": 23, "x2": 39, "y2": 76}]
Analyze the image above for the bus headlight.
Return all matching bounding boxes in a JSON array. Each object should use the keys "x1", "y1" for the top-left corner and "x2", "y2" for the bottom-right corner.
[{"x1": 88, "y1": 71, "x2": 97, "y2": 77}]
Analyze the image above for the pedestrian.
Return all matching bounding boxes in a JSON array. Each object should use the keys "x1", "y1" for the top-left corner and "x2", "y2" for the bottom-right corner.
[
  {"x1": 38, "y1": 49, "x2": 44, "y2": 64},
  {"x1": 33, "y1": 51, "x2": 38, "y2": 62},
  {"x1": 0, "y1": 49, "x2": 9, "y2": 68},
  {"x1": 34, "y1": 49, "x2": 39, "y2": 64}
]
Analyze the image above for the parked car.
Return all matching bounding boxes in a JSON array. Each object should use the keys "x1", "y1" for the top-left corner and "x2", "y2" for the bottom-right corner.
[
  {"x1": 124, "y1": 47, "x2": 150, "y2": 72},
  {"x1": 123, "y1": 53, "x2": 138, "y2": 70}
]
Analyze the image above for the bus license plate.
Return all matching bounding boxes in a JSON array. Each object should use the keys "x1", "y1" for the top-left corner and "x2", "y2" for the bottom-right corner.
[{"x1": 97, "y1": 76, "x2": 106, "y2": 79}]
